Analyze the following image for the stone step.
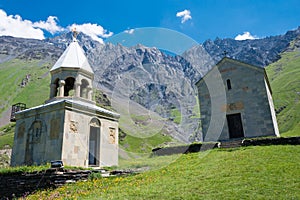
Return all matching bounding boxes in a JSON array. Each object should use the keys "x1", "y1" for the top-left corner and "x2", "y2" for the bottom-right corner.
[{"x1": 219, "y1": 140, "x2": 243, "y2": 148}]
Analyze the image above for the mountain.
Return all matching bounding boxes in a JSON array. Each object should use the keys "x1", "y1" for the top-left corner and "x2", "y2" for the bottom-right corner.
[
  {"x1": 0, "y1": 27, "x2": 300, "y2": 144},
  {"x1": 202, "y1": 27, "x2": 300, "y2": 67}
]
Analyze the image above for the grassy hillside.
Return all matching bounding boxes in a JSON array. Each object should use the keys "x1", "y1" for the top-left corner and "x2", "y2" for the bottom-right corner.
[
  {"x1": 26, "y1": 145, "x2": 300, "y2": 199},
  {"x1": 0, "y1": 123, "x2": 15, "y2": 149},
  {"x1": 266, "y1": 50, "x2": 300, "y2": 136},
  {"x1": 0, "y1": 59, "x2": 51, "y2": 115}
]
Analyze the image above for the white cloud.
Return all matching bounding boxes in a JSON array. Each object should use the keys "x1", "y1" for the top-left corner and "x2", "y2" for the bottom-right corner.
[
  {"x1": 124, "y1": 29, "x2": 135, "y2": 34},
  {"x1": 0, "y1": 9, "x2": 45, "y2": 39},
  {"x1": 176, "y1": 9, "x2": 192, "y2": 23},
  {"x1": 69, "y1": 23, "x2": 113, "y2": 44},
  {"x1": 235, "y1": 32, "x2": 259, "y2": 40},
  {"x1": 0, "y1": 9, "x2": 114, "y2": 43},
  {"x1": 33, "y1": 16, "x2": 64, "y2": 34}
]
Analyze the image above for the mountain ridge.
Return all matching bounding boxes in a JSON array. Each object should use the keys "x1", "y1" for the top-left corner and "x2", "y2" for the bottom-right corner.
[{"x1": 0, "y1": 27, "x2": 300, "y2": 142}]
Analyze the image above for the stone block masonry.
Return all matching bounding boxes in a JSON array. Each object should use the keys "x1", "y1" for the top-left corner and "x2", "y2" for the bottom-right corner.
[
  {"x1": 0, "y1": 168, "x2": 136, "y2": 199},
  {"x1": 152, "y1": 136, "x2": 300, "y2": 156},
  {"x1": 0, "y1": 169, "x2": 91, "y2": 199}
]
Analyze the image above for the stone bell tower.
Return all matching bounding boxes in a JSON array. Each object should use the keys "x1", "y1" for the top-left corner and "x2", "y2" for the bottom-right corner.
[
  {"x1": 48, "y1": 31, "x2": 94, "y2": 102},
  {"x1": 11, "y1": 30, "x2": 120, "y2": 168}
]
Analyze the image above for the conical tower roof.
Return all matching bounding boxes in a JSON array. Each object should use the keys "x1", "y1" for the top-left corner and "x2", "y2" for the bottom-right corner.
[{"x1": 50, "y1": 38, "x2": 94, "y2": 74}]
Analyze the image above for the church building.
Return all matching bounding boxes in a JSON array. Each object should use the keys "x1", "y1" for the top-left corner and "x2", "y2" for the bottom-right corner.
[
  {"x1": 196, "y1": 57, "x2": 279, "y2": 142},
  {"x1": 11, "y1": 32, "x2": 120, "y2": 168}
]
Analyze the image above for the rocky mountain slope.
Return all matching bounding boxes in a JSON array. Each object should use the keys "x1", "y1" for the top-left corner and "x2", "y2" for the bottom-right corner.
[
  {"x1": 0, "y1": 27, "x2": 300, "y2": 142},
  {"x1": 202, "y1": 27, "x2": 300, "y2": 67}
]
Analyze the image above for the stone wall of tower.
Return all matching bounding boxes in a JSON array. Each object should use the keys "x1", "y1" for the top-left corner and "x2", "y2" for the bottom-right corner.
[
  {"x1": 11, "y1": 100, "x2": 119, "y2": 167},
  {"x1": 61, "y1": 108, "x2": 119, "y2": 168},
  {"x1": 196, "y1": 59, "x2": 279, "y2": 142},
  {"x1": 11, "y1": 103, "x2": 65, "y2": 166}
]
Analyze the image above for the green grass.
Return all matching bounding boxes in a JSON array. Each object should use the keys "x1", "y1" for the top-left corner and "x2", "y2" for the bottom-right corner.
[
  {"x1": 170, "y1": 108, "x2": 181, "y2": 124},
  {"x1": 120, "y1": 132, "x2": 173, "y2": 154},
  {"x1": 117, "y1": 112, "x2": 174, "y2": 154},
  {"x1": 0, "y1": 123, "x2": 15, "y2": 149},
  {"x1": 0, "y1": 163, "x2": 93, "y2": 174},
  {"x1": 266, "y1": 50, "x2": 300, "y2": 135},
  {"x1": 119, "y1": 153, "x2": 181, "y2": 170},
  {"x1": 0, "y1": 59, "x2": 51, "y2": 116},
  {"x1": 280, "y1": 123, "x2": 300, "y2": 137},
  {"x1": 0, "y1": 164, "x2": 51, "y2": 174},
  {"x1": 26, "y1": 145, "x2": 300, "y2": 199}
]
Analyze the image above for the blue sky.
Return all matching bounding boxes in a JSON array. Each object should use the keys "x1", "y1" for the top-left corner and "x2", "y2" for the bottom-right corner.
[{"x1": 0, "y1": 0, "x2": 299, "y2": 45}]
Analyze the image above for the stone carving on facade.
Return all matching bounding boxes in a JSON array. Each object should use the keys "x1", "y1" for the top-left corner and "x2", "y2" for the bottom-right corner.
[
  {"x1": 69, "y1": 120, "x2": 78, "y2": 133},
  {"x1": 109, "y1": 127, "x2": 116, "y2": 144},
  {"x1": 29, "y1": 120, "x2": 44, "y2": 143}
]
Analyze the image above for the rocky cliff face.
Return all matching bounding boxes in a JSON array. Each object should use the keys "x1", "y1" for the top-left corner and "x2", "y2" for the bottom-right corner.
[
  {"x1": 1, "y1": 27, "x2": 299, "y2": 141},
  {"x1": 89, "y1": 43, "x2": 200, "y2": 141},
  {"x1": 202, "y1": 27, "x2": 300, "y2": 67},
  {"x1": 0, "y1": 36, "x2": 62, "y2": 63}
]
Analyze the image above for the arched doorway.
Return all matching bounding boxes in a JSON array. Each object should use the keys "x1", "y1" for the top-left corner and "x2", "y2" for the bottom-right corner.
[
  {"x1": 25, "y1": 120, "x2": 46, "y2": 165},
  {"x1": 89, "y1": 118, "x2": 101, "y2": 166}
]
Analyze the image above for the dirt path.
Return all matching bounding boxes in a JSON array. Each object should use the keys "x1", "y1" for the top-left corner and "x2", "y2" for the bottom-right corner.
[{"x1": 0, "y1": 107, "x2": 11, "y2": 127}]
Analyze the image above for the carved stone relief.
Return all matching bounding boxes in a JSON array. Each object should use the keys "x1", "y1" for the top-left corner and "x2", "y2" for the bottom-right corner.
[
  {"x1": 109, "y1": 127, "x2": 116, "y2": 144},
  {"x1": 29, "y1": 121, "x2": 43, "y2": 143},
  {"x1": 69, "y1": 121, "x2": 78, "y2": 133}
]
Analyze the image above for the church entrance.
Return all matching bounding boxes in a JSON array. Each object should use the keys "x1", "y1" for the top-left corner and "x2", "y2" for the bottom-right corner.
[
  {"x1": 227, "y1": 113, "x2": 244, "y2": 139},
  {"x1": 89, "y1": 119, "x2": 100, "y2": 166}
]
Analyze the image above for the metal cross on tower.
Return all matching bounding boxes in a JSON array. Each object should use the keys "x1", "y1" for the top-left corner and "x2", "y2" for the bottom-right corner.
[{"x1": 72, "y1": 27, "x2": 78, "y2": 39}]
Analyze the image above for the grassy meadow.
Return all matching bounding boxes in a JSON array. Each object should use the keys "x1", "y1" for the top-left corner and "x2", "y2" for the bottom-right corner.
[
  {"x1": 266, "y1": 50, "x2": 300, "y2": 135},
  {"x1": 26, "y1": 145, "x2": 299, "y2": 199}
]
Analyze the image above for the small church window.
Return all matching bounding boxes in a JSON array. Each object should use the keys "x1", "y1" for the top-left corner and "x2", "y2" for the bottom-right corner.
[{"x1": 227, "y1": 79, "x2": 232, "y2": 90}]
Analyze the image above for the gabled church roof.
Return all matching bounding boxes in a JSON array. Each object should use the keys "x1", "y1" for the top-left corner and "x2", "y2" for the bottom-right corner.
[
  {"x1": 195, "y1": 57, "x2": 272, "y2": 93},
  {"x1": 50, "y1": 39, "x2": 94, "y2": 74}
]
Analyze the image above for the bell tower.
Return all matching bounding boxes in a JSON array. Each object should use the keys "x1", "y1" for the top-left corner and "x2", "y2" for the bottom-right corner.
[
  {"x1": 11, "y1": 29, "x2": 119, "y2": 168},
  {"x1": 48, "y1": 29, "x2": 94, "y2": 102}
]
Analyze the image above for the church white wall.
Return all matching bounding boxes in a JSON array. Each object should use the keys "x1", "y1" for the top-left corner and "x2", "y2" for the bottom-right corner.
[
  {"x1": 61, "y1": 110, "x2": 89, "y2": 167},
  {"x1": 11, "y1": 104, "x2": 65, "y2": 166},
  {"x1": 99, "y1": 119, "x2": 119, "y2": 167},
  {"x1": 61, "y1": 105, "x2": 119, "y2": 168},
  {"x1": 11, "y1": 100, "x2": 119, "y2": 168}
]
